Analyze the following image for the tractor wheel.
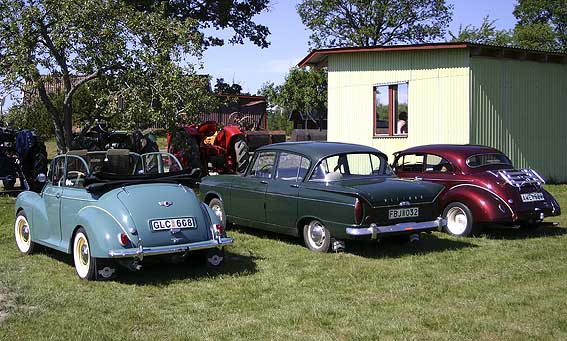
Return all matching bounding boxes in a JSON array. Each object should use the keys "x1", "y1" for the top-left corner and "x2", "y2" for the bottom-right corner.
[
  {"x1": 187, "y1": 135, "x2": 201, "y2": 172},
  {"x1": 3, "y1": 179, "x2": 16, "y2": 190},
  {"x1": 31, "y1": 143, "x2": 48, "y2": 192},
  {"x1": 231, "y1": 136, "x2": 249, "y2": 174}
]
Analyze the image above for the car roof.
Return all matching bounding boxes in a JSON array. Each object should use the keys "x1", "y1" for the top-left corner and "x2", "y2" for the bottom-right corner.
[
  {"x1": 257, "y1": 141, "x2": 385, "y2": 161},
  {"x1": 396, "y1": 144, "x2": 503, "y2": 161}
]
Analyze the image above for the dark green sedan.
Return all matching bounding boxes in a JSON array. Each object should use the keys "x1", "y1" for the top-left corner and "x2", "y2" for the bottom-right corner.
[{"x1": 200, "y1": 142, "x2": 447, "y2": 252}]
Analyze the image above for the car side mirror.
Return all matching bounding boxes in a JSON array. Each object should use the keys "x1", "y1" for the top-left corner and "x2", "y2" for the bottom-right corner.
[{"x1": 36, "y1": 173, "x2": 47, "y2": 183}]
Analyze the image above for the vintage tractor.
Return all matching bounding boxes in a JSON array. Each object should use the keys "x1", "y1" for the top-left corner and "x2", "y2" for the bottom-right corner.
[
  {"x1": 167, "y1": 121, "x2": 249, "y2": 176},
  {"x1": 0, "y1": 127, "x2": 48, "y2": 192},
  {"x1": 71, "y1": 116, "x2": 159, "y2": 154}
]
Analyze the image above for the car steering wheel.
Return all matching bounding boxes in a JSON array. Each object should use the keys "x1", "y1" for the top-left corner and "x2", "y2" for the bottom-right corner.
[{"x1": 66, "y1": 171, "x2": 86, "y2": 186}]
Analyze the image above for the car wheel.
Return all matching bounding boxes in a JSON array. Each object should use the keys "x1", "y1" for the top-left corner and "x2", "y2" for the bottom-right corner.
[
  {"x1": 443, "y1": 202, "x2": 475, "y2": 237},
  {"x1": 3, "y1": 179, "x2": 16, "y2": 190},
  {"x1": 303, "y1": 219, "x2": 331, "y2": 252},
  {"x1": 73, "y1": 228, "x2": 97, "y2": 280},
  {"x1": 208, "y1": 198, "x2": 226, "y2": 229},
  {"x1": 206, "y1": 248, "x2": 225, "y2": 268},
  {"x1": 14, "y1": 210, "x2": 35, "y2": 254}
]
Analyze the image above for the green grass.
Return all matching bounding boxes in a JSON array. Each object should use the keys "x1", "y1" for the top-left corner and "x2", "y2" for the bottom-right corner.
[{"x1": 1, "y1": 186, "x2": 567, "y2": 339}]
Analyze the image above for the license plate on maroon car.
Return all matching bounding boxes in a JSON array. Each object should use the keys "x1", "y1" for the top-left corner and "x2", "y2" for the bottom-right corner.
[
  {"x1": 388, "y1": 208, "x2": 419, "y2": 220},
  {"x1": 150, "y1": 217, "x2": 196, "y2": 231},
  {"x1": 521, "y1": 192, "x2": 545, "y2": 202}
]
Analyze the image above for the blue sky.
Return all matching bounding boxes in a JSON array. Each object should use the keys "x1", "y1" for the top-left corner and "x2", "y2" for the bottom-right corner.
[{"x1": 200, "y1": 0, "x2": 518, "y2": 94}]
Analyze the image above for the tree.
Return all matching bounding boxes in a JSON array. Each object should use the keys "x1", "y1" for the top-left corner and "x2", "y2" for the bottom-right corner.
[
  {"x1": 214, "y1": 78, "x2": 244, "y2": 95},
  {"x1": 513, "y1": 0, "x2": 567, "y2": 52},
  {"x1": 449, "y1": 16, "x2": 513, "y2": 45},
  {"x1": 297, "y1": 0, "x2": 453, "y2": 48},
  {"x1": 259, "y1": 67, "x2": 327, "y2": 134},
  {"x1": 0, "y1": 0, "x2": 271, "y2": 153},
  {"x1": 125, "y1": 0, "x2": 271, "y2": 49}
]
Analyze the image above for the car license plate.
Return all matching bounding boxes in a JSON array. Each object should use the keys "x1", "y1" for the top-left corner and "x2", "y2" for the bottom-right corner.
[
  {"x1": 388, "y1": 208, "x2": 419, "y2": 220},
  {"x1": 521, "y1": 192, "x2": 545, "y2": 202},
  {"x1": 150, "y1": 217, "x2": 196, "y2": 231}
]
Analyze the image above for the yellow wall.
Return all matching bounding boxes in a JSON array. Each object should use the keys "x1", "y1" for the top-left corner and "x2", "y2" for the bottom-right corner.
[
  {"x1": 470, "y1": 57, "x2": 567, "y2": 182},
  {"x1": 327, "y1": 49, "x2": 470, "y2": 162}
]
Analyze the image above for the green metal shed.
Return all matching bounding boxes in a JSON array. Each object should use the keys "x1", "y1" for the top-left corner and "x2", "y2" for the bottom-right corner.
[{"x1": 299, "y1": 42, "x2": 567, "y2": 182}]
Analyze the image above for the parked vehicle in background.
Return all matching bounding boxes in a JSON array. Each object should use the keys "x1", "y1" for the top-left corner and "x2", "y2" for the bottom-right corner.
[
  {"x1": 393, "y1": 144, "x2": 561, "y2": 237},
  {"x1": 200, "y1": 142, "x2": 446, "y2": 253},
  {"x1": 72, "y1": 116, "x2": 159, "y2": 154},
  {"x1": 0, "y1": 127, "x2": 47, "y2": 192},
  {"x1": 167, "y1": 119, "x2": 285, "y2": 177},
  {"x1": 14, "y1": 150, "x2": 232, "y2": 280},
  {"x1": 168, "y1": 120, "x2": 250, "y2": 176}
]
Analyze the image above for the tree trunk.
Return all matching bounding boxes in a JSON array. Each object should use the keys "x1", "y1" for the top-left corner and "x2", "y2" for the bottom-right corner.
[
  {"x1": 62, "y1": 100, "x2": 73, "y2": 150},
  {"x1": 37, "y1": 83, "x2": 67, "y2": 153}
]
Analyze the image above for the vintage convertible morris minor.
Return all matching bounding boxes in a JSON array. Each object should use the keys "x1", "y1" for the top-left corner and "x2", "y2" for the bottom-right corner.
[
  {"x1": 200, "y1": 142, "x2": 446, "y2": 252},
  {"x1": 14, "y1": 150, "x2": 232, "y2": 280},
  {"x1": 393, "y1": 144, "x2": 561, "y2": 237}
]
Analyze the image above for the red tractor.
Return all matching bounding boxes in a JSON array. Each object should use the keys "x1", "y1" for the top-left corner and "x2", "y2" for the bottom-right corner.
[{"x1": 167, "y1": 121, "x2": 250, "y2": 176}]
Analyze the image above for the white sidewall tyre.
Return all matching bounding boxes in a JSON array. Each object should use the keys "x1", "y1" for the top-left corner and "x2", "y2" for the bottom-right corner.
[
  {"x1": 73, "y1": 232, "x2": 91, "y2": 279},
  {"x1": 15, "y1": 215, "x2": 31, "y2": 253}
]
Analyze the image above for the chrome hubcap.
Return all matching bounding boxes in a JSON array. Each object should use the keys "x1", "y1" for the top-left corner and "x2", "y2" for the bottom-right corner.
[
  {"x1": 81, "y1": 244, "x2": 89, "y2": 264},
  {"x1": 309, "y1": 222, "x2": 326, "y2": 248},
  {"x1": 21, "y1": 224, "x2": 30, "y2": 242},
  {"x1": 447, "y1": 207, "x2": 468, "y2": 235}
]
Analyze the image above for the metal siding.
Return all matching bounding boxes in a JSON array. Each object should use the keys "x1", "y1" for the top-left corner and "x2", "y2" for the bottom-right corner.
[
  {"x1": 470, "y1": 57, "x2": 567, "y2": 182},
  {"x1": 327, "y1": 49, "x2": 470, "y2": 162}
]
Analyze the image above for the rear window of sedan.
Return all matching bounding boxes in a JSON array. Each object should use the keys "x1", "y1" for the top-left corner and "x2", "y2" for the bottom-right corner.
[
  {"x1": 466, "y1": 153, "x2": 512, "y2": 168},
  {"x1": 310, "y1": 153, "x2": 393, "y2": 181}
]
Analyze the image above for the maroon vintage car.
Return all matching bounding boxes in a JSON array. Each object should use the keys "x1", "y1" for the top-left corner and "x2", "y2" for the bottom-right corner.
[{"x1": 392, "y1": 144, "x2": 561, "y2": 236}]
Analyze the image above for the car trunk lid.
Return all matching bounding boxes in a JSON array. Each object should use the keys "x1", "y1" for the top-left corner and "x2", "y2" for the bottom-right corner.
[{"x1": 117, "y1": 184, "x2": 210, "y2": 247}]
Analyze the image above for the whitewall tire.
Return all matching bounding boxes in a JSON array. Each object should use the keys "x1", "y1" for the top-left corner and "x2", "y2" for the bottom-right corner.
[
  {"x1": 15, "y1": 211, "x2": 35, "y2": 254},
  {"x1": 443, "y1": 202, "x2": 475, "y2": 237},
  {"x1": 73, "y1": 228, "x2": 97, "y2": 280}
]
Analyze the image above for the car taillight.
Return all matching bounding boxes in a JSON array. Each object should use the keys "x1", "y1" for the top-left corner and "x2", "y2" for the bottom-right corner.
[
  {"x1": 354, "y1": 198, "x2": 363, "y2": 225},
  {"x1": 118, "y1": 232, "x2": 130, "y2": 246},
  {"x1": 213, "y1": 224, "x2": 224, "y2": 237}
]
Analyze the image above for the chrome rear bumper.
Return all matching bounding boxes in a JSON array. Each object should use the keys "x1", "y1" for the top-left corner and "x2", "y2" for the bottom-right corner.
[
  {"x1": 107, "y1": 237, "x2": 234, "y2": 259},
  {"x1": 346, "y1": 217, "x2": 446, "y2": 239}
]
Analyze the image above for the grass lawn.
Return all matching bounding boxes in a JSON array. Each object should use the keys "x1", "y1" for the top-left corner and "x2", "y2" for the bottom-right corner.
[{"x1": 0, "y1": 187, "x2": 566, "y2": 339}]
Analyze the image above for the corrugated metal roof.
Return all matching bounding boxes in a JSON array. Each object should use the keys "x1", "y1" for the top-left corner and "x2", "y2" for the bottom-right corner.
[{"x1": 298, "y1": 42, "x2": 567, "y2": 68}]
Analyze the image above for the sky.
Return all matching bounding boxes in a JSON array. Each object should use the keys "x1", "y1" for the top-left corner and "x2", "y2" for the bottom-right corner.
[
  {"x1": 1, "y1": 0, "x2": 518, "y2": 111},
  {"x1": 200, "y1": 0, "x2": 518, "y2": 95}
]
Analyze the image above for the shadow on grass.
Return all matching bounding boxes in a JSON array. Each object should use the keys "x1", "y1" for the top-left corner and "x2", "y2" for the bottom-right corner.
[
  {"x1": 34, "y1": 247, "x2": 260, "y2": 285},
  {"x1": 347, "y1": 233, "x2": 476, "y2": 259},
  {"x1": 231, "y1": 225, "x2": 476, "y2": 259},
  {"x1": 479, "y1": 224, "x2": 567, "y2": 240}
]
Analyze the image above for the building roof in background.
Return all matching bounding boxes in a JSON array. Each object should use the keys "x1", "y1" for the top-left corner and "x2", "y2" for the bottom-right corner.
[{"x1": 298, "y1": 42, "x2": 567, "y2": 68}]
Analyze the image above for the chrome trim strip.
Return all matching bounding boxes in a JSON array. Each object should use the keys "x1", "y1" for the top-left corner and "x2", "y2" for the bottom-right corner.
[
  {"x1": 78, "y1": 205, "x2": 130, "y2": 237},
  {"x1": 60, "y1": 196, "x2": 96, "y2": 202},
  {"x1": 346, "y1": 217, "x2": 446, "y2": 239},
  {"x1": 107, "y1": 237, "x2": 234, "y2": 258}
]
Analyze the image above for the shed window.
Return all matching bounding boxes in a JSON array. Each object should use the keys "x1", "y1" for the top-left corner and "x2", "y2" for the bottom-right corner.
[{"x1": 374, "y1": 83, "x2": 408, "y2": 136}]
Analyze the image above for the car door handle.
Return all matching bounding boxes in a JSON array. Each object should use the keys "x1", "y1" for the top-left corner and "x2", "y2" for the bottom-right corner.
[
  {"x1": 414, "y1": 177, "x2": 423, "y2": 181},
  {"x1": 260, "y1": 180, "x2": 268, "y2": 184},
  {"x1": 289, "y1": 184, "x2": 299, "y2": 188}
]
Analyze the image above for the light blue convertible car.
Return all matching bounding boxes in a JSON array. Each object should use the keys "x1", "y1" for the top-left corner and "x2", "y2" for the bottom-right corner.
[{"x1": 14, "y1": 149, "x2": 233, "y2": 280}]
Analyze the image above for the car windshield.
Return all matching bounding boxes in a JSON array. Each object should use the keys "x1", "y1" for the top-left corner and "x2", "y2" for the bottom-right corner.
[
  {"x1": 65, "y1": 150, "x2": 183, "y2": 179},
  {"x1": 466, "y1": 153, "x2": 512, "y2": 168},
  {"x1": 310, "y1": 152, "x2": 393, "y2": 181}
]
